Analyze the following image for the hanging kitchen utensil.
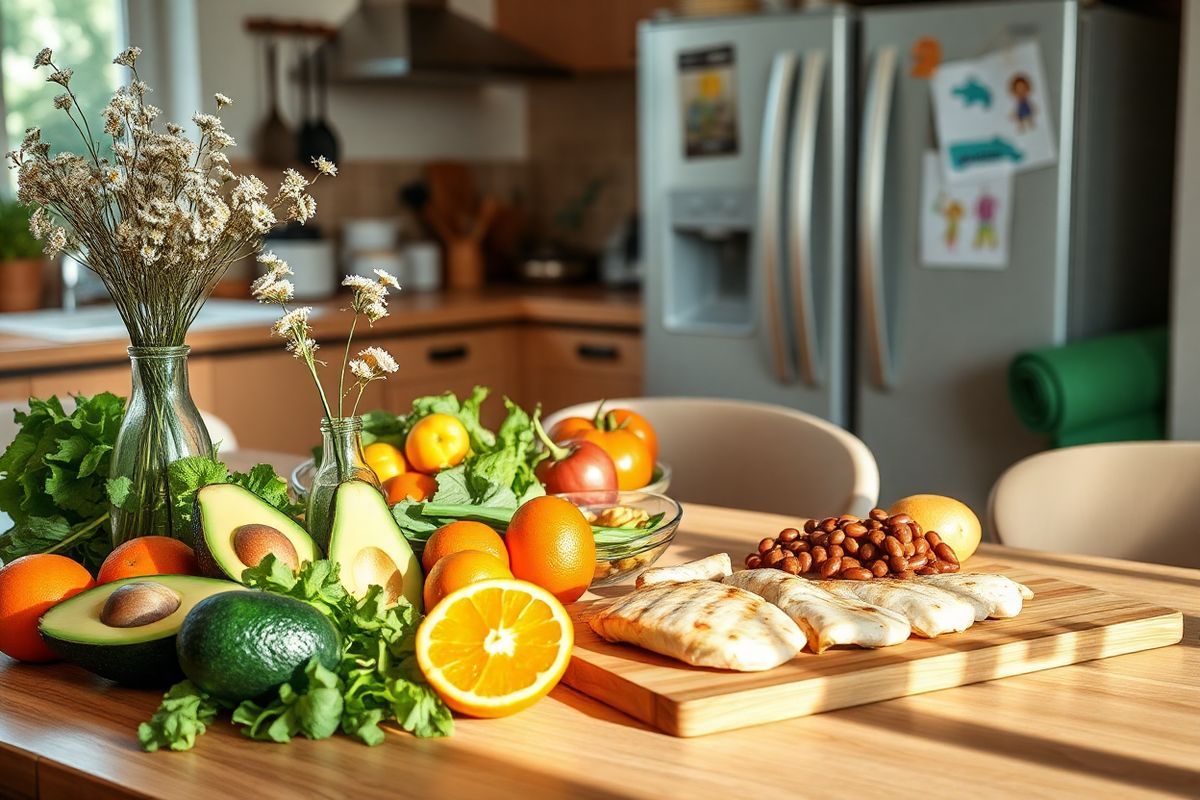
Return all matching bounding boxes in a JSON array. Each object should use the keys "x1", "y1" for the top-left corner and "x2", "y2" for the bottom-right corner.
[
  {"x1": 308, "y1": 47, "x2": 340, "y2": 164},
  {"x1": 296, "y1": 42, "x2": 322, "y2": 163},
  {"x1": 256, "y1": 38, "x2": 294, "y2": 167}
]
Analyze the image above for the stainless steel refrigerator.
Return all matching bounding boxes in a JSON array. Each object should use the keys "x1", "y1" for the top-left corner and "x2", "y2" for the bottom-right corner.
[{"x1": 639, "y1": 1, "x2": 1177, "y2": 512}]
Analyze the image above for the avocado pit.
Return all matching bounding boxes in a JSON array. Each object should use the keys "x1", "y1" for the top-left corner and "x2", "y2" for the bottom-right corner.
[
  {"x1": 99, "y1": 582, "x2": 182, "y2": 628},
  {"x1": 350, "y1": 546, "x2": 405, "y2": 605},
  {"x1": 233, "y1": 523, "x2": 300, "y2": 572}
]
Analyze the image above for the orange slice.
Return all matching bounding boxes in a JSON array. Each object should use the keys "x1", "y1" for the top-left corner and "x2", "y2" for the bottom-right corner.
[{"x1": 416, "y1": 578, "x2": 573, "y2": 718}]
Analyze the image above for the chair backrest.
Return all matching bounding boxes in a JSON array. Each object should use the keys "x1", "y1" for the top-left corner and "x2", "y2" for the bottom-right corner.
[
  {"x1": 0, "y1": 400, "x2": 239, "y2": 454},
  {"x1": 544, "y1": 397, "x2": 878, "y2": 518},
  {"x1": 989, "y1": 441, "x2": 1200, "y2": 568}
]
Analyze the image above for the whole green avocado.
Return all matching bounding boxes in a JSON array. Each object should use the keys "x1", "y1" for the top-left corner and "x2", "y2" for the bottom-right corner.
[{"x1": 176, "y1": 591, "x2": 340, "y2": 701}]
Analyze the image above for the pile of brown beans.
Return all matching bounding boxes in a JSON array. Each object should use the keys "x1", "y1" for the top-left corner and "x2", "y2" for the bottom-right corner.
[{"x1": 744, "y1": 509, "x2": 960, "y2": 580}]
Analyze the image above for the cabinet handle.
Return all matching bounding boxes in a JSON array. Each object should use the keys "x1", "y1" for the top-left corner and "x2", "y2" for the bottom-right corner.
[
  {"x1": 428, "y1": 344, "x2": 469, "y2": 363},
  {"x1": 576, "y1": 344, "x2": 620, "y2": 362}
]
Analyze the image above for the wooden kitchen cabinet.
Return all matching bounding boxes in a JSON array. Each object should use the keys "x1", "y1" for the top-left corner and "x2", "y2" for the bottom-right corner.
[
  {"x1": 206, "y1": 350, "x2": 328, "y2": 455},
  {"x1": 0, "y1": 375, "x2": 31, "y2": 402},
  {"x1": 520, "y1": 326, "x2": 643, "y2": 414},
  {"x1": 26, "y1": 358, "x2": 215, "y2": 411},
  {"x1": 495, "y1": 0, "x2": 665, "y2": 72}
]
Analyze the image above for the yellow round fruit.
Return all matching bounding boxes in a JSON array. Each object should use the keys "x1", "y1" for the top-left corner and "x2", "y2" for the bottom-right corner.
[
  {"x1": 405, "y1": 414, "x2": 470, "y2": 474},
  {"x1": 416, "y1": 577, "x2": 573, "y2": 718},
  {"x1": 887, "y1": 494, "x2": 982, "y2": 562},
  {"x1": 364, "y1": 442, "x2": 407, "y2": 483}
]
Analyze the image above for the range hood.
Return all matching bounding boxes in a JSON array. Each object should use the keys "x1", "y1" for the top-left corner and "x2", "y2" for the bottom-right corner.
[{"x1": 326, "y1": 0, "x2": 566, "y2": 82}]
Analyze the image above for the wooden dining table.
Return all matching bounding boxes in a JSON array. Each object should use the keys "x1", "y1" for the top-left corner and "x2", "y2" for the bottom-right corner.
[{"x1": 0, "y1": 450, "x2": 1197, "y2": 799}]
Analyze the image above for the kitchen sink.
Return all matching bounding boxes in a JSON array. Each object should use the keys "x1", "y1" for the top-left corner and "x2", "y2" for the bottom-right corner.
[{"x1": 0, "y1": 300, "x2": 303, "y2": 343}]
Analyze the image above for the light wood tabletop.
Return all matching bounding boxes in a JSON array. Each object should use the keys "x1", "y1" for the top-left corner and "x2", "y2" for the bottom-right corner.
[{"x1": 0, "y1": 451, "x2": 1196, "y2": 799}]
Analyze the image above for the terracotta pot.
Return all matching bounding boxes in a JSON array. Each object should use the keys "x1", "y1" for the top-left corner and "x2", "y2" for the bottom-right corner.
[{"x1": 0, "y1": 258, "x2": 45, "y2": 312}]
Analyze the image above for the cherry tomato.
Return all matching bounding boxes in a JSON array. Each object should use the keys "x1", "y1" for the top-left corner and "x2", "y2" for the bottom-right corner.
[
  {"x1": 405, "y1": 413, "x2": 470, "y2": 474},
  {"x1": 608, "y1": 409, "x2": 658, "y2": 463},
  {"x1": 533, "y1": 413, "x2": 619, "y2": 502},
  {"x1": 549, "y1": 416, "x2": 593, "y2": 443},
  {"x1": 568, "y1": 428, "x2": 652, "y2": 491},
  {"x1": 384, "y1": 472, "x2": 438, "y2": 503},
  {"x1": 364, "y1": 442, "x2": 407, "y2": 483}
]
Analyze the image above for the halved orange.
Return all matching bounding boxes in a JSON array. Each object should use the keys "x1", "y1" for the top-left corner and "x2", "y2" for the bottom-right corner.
[{"x1": 416, "y1": 578, "x2": 573, "y2": 718}]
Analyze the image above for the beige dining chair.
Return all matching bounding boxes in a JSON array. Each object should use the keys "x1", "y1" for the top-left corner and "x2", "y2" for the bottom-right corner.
[
  {"x1": 544, "y1": 397, "x2": 878, "y2": 519},
  {"x1": 0, "y1": 400, "x2": 240, "y2": 453},
  {"x1": 989, "y1": 441, "x2": 1200, "y2": 568}
]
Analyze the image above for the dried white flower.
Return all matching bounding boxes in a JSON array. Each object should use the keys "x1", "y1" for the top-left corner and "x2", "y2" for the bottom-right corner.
[
  {"x1": 246, "y1": 201, "x2": 276, "y2": 233},
  {"x1": 286, "y1": 337, "x2": 318, "y2": 359},
  {"x1": 374, "y1": 269, "x2": 400, "y2": 289},
  {"x1": 112, "y1": 47, "x2": 141, "y2": 67},
  {"x1": 34, "y1": 48, "x2": 52, "y2": 68},
  {"x1": 29, "y1": 207, "x2": 49, "y2": 238},
  {"x1": 99, "y1": 166, "x2": 125, "y2": 189},
  {"x1": 359, "y1": 346, "x2": 398, "y2": 374},
  {"x1": 53, "y1": 93, "x2": 71, "y2": 111},
  {"x1": 272, "y1": 306, "x2": 312, "y2": 339},
  {"x1": 312, "y1": 156, "x2": 338, "y2": 176},
  {"x1": 280, "y1": 169, "x2": 307, "y2": 198},
  {"x1": 289, "y1": 194, "x2": 316, "y2": 223},
  {"x1": 47, "y1": 68, "x2": 72, "y2": 86},
  {"x1": 192, "y1": 113, "x2": 221, "y2": 133},
  {"x1": 214, "y1": 92, "x2": 232, "y2": 109},
  {"x1": 43, "y1": 227, "x2": 67, "y2": 258},
  {"x1": 252, "y1": 276, "x2": 294, "y2": 304},
  {"x1": 257, "y1": 251, "x2": 292, "y2": 277},
  {"x1": 364, "y1": 300, "x2": 387, "y2": 323}
]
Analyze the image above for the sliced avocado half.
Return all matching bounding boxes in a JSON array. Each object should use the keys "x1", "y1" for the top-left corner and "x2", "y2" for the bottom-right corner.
[
  {"x1": 38, "y1": 575, "x2": 245, "y2": 687},
  {"x1": 328, "y1": 480, "x2": 424, "y2": 611},
  {"x1": 193, "y1": 483, "x2": 320, "y2": 582}
]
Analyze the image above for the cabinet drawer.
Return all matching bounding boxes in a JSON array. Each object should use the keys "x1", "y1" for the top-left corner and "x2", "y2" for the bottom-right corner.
[
  {"x1": 377, "y1": 327, "x2": 520, "y2": 383},
  {"x1": 521, "y1": 327, "x2": 642, "y2": 375}
]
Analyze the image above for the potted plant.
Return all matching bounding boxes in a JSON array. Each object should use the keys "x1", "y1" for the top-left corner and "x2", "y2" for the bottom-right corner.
[{"x1": 0, "y1": 201, "x2": 46, "y2": 311}]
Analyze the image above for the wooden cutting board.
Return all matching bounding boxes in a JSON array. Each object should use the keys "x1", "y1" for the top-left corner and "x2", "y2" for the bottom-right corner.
[{"x1": 561, "y1": 566, "x2": 1183, "y2": 737}]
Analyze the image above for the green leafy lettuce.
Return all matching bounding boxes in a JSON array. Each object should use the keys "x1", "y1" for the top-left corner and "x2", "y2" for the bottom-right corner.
[
  {"x1": 137, "y1": 680, "x2": 223, "y2": 753},
  {"x1": 0, "y1": 394, "x2": 127, "y2": 571}
]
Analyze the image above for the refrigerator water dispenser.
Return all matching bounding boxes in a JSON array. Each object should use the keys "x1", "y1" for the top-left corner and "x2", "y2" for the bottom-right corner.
[{"x1": 663, "y1": 188, "x2": 756, "y2": 334}]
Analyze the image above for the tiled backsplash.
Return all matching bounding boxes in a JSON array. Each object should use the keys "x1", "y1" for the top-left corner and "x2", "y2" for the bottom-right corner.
[{"x1": 229, "y1": 73, "x2": 639, "y2": 263}]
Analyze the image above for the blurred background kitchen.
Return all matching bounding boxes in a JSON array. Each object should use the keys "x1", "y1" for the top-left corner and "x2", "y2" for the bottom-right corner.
[{"x1": 0, "y1": 0, "x2": 1196, "y2": 515}]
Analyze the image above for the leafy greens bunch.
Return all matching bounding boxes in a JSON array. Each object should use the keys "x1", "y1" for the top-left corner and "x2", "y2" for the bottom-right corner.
[
  {"x1": 138, "y1": 556, "x2": 452, "y2": 752},
  {"x1": 0, "y1": 392, "x2": 300, "y2": 570},
  {"x1": 0, "y1": 394, "x2": 127, "y2": 571}
]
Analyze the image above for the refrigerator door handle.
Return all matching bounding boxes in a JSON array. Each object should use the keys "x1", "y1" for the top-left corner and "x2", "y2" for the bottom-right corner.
[
  {"x1": 760, "y1": 52, "x2": 798, "y2": 385},
  {"x1": 859, "y1": 46, "x2": 899, "y2": 390},
  {"x1": 787, "y1": 49, "x2": 827, "y2": 388}
]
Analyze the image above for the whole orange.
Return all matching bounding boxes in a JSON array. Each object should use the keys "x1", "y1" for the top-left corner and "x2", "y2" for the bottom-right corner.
[
  {"x1": 405, "y1": 413, "x2": 470, "y2": 474},
  {"x1": 0, "y1": 554, "x2": 94, "y2": 662},
  {"x1": 549, "y1": 416, "x2": 593, "y2": 443},
  {"x1": 422, "y1": 550, "x2": 512, "y2": 611},
  {"x1": 97, "y1": 536, "x2": 198, "y2": 584},
  {"x1": 364, "y1": 442, "x2": 407, "y2": 483},
  {"x1": 422, "y1": 520, "x2": 508, "y2": 572},
  {"x1": 887, "y1": 494, "x2": 982, "y2": 562},
  {"x1": 505, "y1": 495, "x2": 595, "y2": 603},
  {"x1": 384, "y1": 472, "x2": 438, "y2": 504}
]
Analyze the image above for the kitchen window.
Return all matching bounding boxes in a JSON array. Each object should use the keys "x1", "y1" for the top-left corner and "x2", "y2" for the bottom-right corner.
[{"x1": 0, "y1": 0, "x2": 125, "y2": 190}]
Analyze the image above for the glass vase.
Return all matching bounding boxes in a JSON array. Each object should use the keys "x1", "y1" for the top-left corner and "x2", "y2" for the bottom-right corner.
[
  {"x1": 306, "y1": 416, "x2": 381, "y2": 550},
  {"x1": 109, "y1": 346, "x2": 213, "y2": 547}
]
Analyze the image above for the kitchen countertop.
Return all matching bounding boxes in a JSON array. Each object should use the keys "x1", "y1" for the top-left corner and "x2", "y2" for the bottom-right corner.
[
  {"x1": 0, "y1": 286, "x2": 642, "y2": 376},
  {"x1": 0, "y1": 457, "x2": 1196, "y2": 800}
]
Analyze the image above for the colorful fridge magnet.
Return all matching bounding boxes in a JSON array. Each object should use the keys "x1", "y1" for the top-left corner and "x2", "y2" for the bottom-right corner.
[
  {"x1": 910, "y1": 37, "x2": 941, "y2": 79},
  {"x1": 930, "y1": 40, "x2": 1056, "y2": 182},
  {"x1": 678, "y1": 44, "x2": 739, "y2": 159},
  {"x1": 919, "y1": 151, "x2": 1012, "y2": 269}
]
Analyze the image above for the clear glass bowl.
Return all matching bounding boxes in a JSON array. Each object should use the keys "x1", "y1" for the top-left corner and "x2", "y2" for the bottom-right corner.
[
  {"x1": 555, "y1": 491, "x2": 683, "y2": 588},
  {"x1": 291, "y1": 458, "x2": 673, "y2": 502}
]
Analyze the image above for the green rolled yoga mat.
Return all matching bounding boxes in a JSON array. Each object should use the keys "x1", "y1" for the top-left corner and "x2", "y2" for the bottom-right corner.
[{"x1": 1009, "y1": 326, "x2": 1168, "y2": 444}]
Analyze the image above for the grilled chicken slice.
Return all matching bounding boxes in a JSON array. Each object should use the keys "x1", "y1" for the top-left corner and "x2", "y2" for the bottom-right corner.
[
  {"x1": 723, "y1": 570, "x2": 911, "y2": 653},
  {"x1": 920, "y1": 573, "x2": 1034, "y2": 619},
  {"x1": 814, "y1": 579, "x2": 977, "y2": 637},
  {"x1": 586, "y1": 579, "x2": 805, "y2": 671},
  {"x1": 636, "y1": 553, "x2": 732, "y2": 588}
]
